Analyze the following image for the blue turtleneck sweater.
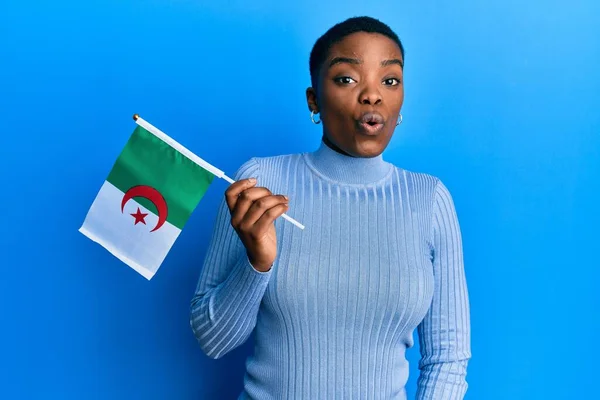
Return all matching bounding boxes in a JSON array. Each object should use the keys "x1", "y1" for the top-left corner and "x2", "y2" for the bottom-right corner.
[{"x1": 190, "y1": 142, "x2": 471, "y2": 399}]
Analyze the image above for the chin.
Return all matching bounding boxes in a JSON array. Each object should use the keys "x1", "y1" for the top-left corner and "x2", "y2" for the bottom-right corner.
[
  {"x1": 351, "y1": 136, "x2": 391, "y2": 158},
  {"x1": 325, "y1": 130, "x2": 391, "y2": 158},
  {"x1": 348, "y1": 144, "x2": 383, "y2": 158},
  {"x1": 358, "y1": 149, "x2": 383, "y2": 158}
]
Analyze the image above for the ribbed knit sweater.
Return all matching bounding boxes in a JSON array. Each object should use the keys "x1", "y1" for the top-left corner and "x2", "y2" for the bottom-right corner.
[{"x1": 190, "y1": 141, "x2": 471, "y2": 399}]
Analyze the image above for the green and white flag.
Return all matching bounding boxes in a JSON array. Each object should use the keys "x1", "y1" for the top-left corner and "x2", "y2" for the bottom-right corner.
[{"x1": 79, "y1": 116, "x2": 225, "y2": 280}]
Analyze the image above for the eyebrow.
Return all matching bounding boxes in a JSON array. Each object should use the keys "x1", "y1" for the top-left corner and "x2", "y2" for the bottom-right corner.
[
  {"x1": 328, "y1": 57, "x2": 404, "y2": 68},
  {"x1": 381, "y1": 58, "x2": 404, "y2": 68},
  {"x1": 329, "y1": 57, "x2": 361, "y2": 67}
]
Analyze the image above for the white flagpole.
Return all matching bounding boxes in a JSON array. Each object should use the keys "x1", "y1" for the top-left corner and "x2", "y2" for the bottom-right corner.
[{"x1": 132, "y1": 114, "x2": 305, "y2": 230}]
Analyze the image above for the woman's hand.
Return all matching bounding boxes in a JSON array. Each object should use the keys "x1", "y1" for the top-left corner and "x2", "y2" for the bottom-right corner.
[{"x1": 225, "y1": 178, "x2": 289, "y2": 272}]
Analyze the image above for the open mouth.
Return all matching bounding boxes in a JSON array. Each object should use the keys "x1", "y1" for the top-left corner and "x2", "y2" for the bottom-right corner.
[
  {"x1": 361, "y1": 112, "x2": 384, "y2": 124},
  {"x1": 358, "y1": 112, "x2": 385, "y2": 134}
]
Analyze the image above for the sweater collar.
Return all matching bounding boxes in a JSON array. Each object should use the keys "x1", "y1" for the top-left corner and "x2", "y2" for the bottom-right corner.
[{"x1": 304, "y1": 141, "x2": 392, "y2": 185}]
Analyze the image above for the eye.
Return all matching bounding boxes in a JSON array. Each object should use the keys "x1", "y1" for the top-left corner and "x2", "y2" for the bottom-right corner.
[
  {"x1": 383, "y1": 77, "x2": 401, "y2": 86},
  {"x1": 334, "y1": 76, "x2": 356, "y2": 85}
]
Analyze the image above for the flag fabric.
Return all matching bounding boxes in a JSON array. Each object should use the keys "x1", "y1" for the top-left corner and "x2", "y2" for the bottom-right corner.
[{"x1": 79, "y1": 124, "x2": 216, "y2": 280}]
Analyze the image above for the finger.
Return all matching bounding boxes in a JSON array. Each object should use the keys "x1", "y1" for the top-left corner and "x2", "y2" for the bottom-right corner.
[
  {"x1": 251, "y1": 203, "x2": 290, "y2": 237},
  {"x1": 240, "y1": 194, "x2": 288, "y2": 228},
  {"x1": 230, "y1": 187, "x2": 273, "y2": 227},
  {"x1": 225, "y1": 178, "x2": 256, "y2": 211}
]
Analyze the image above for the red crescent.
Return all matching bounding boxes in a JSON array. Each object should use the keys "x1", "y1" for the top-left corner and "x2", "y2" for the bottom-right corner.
[{"x1": 121, "y1": 185, "x2": 168, "y2": 232}]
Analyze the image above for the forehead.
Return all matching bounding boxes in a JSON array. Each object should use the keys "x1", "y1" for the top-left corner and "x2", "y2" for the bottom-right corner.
[{"x1": 327, "y1": 32, "x2": 402, "y2": 61}]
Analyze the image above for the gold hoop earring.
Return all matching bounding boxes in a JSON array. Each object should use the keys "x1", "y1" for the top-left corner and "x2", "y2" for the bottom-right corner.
[
  {"x1": 396, "y1": 113, "x2": 403, "y2": 126},
  {"x1": 311, "y1": 110, "x2": 321, "y2": 124}
]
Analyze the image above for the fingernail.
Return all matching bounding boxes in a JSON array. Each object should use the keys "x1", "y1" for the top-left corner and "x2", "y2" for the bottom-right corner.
[
  {"x1": 283, "y1": 195, "x2": 289, "y2": 200},
  {"x1": 248, "y1": 178, "x2": 256, "y2": 184}
]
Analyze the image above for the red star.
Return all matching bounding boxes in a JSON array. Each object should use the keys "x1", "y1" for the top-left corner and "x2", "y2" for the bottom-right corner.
[{"x1": 130, "y1": 207, "x2": 148, "y2": 225}]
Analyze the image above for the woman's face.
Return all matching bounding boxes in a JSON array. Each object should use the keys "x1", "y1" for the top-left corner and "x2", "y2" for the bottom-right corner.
[{"x1": 307, "y1": 32, "x2": 404, "y2": 158}]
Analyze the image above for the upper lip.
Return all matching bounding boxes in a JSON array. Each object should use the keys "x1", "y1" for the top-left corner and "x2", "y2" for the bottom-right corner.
[{"x1": 359, "y1": 112, "x2": 385, "y2": 125}]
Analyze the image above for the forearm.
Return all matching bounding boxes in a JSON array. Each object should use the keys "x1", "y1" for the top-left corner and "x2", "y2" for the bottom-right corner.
[
  {"x1": 189, "y1": 157, "x2": 268, "y2": 358},
  {"x1": 416, "y1": 178, "x2": 471, "y2": 399},
  {"x1": 190, "y1": 254, "x2": 271, "y2": 359},
  {"x1": 416, "y1": 358, "x2": 469, "y2": 399}
]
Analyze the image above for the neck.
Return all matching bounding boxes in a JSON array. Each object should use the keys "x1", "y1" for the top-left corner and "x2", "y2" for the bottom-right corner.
[
  {"x1": 322, "y1": 135, "x2": 351, "y2": 157},
  {"x1": 304, "y1": 140, "x2": 392, "y2": 185}
]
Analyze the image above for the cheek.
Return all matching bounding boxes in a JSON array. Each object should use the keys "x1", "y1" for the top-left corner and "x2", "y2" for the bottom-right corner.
[
  {"x1": 322, "y1": 89, "x2": 353, "y2": 118},
  {"x1": 386, "y1": 88, "x2": 404, "y2": 110}
]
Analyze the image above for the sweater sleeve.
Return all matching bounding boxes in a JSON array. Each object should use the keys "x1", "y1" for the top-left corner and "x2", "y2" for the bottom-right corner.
[
  {"x1": 189, "y1": 158, "x2": 272, "y2": 359},
  {"x1": 416, "y1": 179, "x2": 471, "y2": 399}
]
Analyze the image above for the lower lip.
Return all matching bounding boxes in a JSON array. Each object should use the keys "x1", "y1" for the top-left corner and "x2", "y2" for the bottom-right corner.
[{"x1": 359, "y1": 122, "x2": 384, "y2": 135}]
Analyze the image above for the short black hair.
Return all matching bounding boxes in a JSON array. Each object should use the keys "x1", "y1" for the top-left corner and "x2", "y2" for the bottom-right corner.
[{"x1": 309, "y1": 16, "x2": 405, "y2": 89}]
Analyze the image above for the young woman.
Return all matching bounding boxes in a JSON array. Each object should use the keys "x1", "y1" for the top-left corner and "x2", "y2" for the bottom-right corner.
[{"x1": 190, "y1": 16, "x2": 471, "y2": 400}]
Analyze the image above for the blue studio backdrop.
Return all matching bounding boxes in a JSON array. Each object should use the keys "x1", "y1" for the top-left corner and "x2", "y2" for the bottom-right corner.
[{"x1": 1, "y1": 1, "x2": 599, "y2": 399}]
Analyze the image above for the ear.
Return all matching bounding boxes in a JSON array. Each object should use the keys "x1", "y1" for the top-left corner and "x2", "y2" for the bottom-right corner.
[{"x1": 306, "y1": 87, "x2": 319, "y2": 113}]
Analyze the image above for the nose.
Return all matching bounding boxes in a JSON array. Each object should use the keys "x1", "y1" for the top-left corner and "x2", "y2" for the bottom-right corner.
[{"x1": 359, "y1": 83, "x2": 382, "y2": 105}]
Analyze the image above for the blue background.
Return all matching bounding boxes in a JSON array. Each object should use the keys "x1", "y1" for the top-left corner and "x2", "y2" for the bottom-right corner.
[{"x1": 1, "y1": 0, "x2": 599, "y2": 399}]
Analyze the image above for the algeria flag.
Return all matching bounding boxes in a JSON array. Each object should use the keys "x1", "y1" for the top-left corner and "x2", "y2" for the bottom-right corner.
[{"x1": 80, "y1": 116, "x2": 223, "y2": 280}]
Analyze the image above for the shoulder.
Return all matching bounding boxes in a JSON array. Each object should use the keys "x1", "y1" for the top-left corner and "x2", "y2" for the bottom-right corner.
[
  {"x1": 389, "y1": 164, "x2": 441, "y2": 198},
  {"x1": 393, "y1": 165, "x2": 440, "y2": 185},
  {"x1": 232, "y1": 152, "x2": 305, "y2": 181},
  {"x1": 387, "y1": 164, "x2": 459, "y2": 213}
]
